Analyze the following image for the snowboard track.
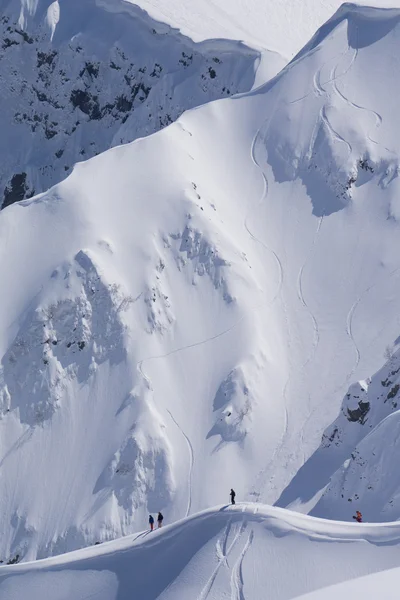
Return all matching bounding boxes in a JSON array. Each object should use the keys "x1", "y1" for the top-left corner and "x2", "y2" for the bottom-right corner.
[
  {"x1": 289, "y1": 39, "x2": 351, "y2": 105},
  {"x1": 245, "y1": 118, "x2": 289, "y2": 503},
  {"x1": 166, "y1": 408, "x2": 194, "y2": 517},
  {"x1": 246, "y1": 133, "x2": 284, "y2": 307},
  {"x1": 230, "y1": 528, "x2": 254, "y2": 600},
  {"x1": 332, "y1": 28, "x2": 395, "y2": 157},
  {"x1": 296, "y1": 215, "x2": 324, "y2": 451},
  {"x1": 256, "y1": 40, "x2": 354, "y2": 495},
  {"x1": 297, "y1": 215, "x2": 324, "y2": 373},
  {"x1": 343, "y1": 265, "x2": 400, "y2": 391},
  {"x1": 197, "y1": 519, "x2": 247, "y2": 600},
  {"x1": 320, "y1": 103, "x2": 352, "y2": 157}
]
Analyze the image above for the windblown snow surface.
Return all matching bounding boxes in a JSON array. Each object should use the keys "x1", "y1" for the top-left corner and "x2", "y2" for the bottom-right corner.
[{"x1": 2, "y1": 1, "x2": 400, "y2": 598}]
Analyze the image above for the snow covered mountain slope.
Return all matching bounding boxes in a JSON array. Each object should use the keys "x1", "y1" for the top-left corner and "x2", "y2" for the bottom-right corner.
[
  {"x1": 131, "y1": 0, "x2": 400, "y2": 57},
  {"x1": 310, "y1": 343, "x2": 400, "y2": 522},
  {"x1": 2, "y1": 2, "x2": 400, "y2": 562},
  {"x1": 0, "y1": 0, "x2": 284, "y2": 208},
  {"x1": 2, "y1": 504, "x2": 400, "y2": 600}
]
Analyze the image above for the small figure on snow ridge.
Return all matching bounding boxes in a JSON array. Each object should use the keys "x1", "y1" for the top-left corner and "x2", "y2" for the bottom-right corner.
[
  {"x1": 149, "y1": 515, "x2": 154, "y2": 531},
  {"x1": 353, "y1": 510, "x2": 362, "y2": 523},
  {"x1": 230, "y1": 488, "x2": 236, "y2": 505},
  {"x1": 157, "y1": 512, "x2": 164, "y2": 528}
]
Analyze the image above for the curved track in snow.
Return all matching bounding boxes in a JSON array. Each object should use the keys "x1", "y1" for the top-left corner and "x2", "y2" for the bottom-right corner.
[
  {"x1": 345, "y1": 295, "x2": 362, "y2": 380},
  {"x1": 198, "y1": 519, "x2": 247, "y2": 600},
  {"x1": 245, "y1": 134, "x2": 284, "y2": 307},
  {"x1": 4, "y1": 503, "x2": 400, "y2": 600},
  {"x1": 331, "y1": 43, "x2": 387, "y2": 151},
  {"x1": 230, "y1": 528, "x2": 253, "y2": 600},
  {"x1": 245, "y1": 122, "x2": 289, "y2": 502},
  {"x1": 166, "y1": 408, "x2": 194, "y2": 517},
  {"x1": 296, "y1": 216, "x2": 324, "y2": 372},
  {"x1": 342, "y1": 265, "x2": 400, "y2": 389},
  {"x1": 331, "y1": 29, "x2": 395, "y2": 157}
]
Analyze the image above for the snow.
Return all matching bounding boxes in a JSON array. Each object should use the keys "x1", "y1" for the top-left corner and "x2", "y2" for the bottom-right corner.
[
  {"x1": 0, "y1": 0, "x2": 284, "y2": 208},
  {"x1": 2, "y1": 3, "x2": 400, "y2": 566},
  {"x1": 46, "y1": 1, "x2": 59, "y2": 41},
  {"x1": 311, "y1": 344, "x2": 400, "y2": 522},
  {"x1": 2, "y1": 504, "x2": 400, "y2": 599},
  {"x1": 128, "y1": 0, "x2": 400, "y2": 57},
  {"x1": 2, "y1": 0, "x2": 400, "y2": 597},
  {"x1": 297, "y1": 568, "x2": 400, "y2": 600}
]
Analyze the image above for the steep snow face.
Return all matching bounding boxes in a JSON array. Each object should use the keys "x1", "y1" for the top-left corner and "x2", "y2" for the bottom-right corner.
[
  {"x1": 311, "y1": 344, "x2": 400, "y2": 522},
  {"x1": 0, "y1": 0, "x2": 284, "y2": 208},
  {"x1": 2, "y1": 504, "x2": 400, "y2": 600},
  {"x1": 2, "y1": 3, "x2": 400, "y2": 561},
  {"x1": 130, "y1": 0, "x2": 400, "y2": 57}
]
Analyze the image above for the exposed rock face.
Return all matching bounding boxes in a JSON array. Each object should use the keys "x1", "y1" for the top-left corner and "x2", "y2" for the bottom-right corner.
[{"x1": 0, "y1": 0, "x2": 260, "y2": 208}]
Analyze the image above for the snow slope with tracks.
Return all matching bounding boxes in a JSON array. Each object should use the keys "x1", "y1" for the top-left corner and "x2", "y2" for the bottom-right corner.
[
  {"x1": 2, "y1": 0, "x2": 400, "y2": 570},
  {"x1": 2, "y1": 504, "x2": 400, "y2": 600}
]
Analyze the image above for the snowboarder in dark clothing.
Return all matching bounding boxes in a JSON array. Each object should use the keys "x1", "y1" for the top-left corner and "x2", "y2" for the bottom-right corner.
[
  {"x1": 353, "y1": 510, "x2": 362, "y2": 523},
  {"x1": 149, "y1": 515, "x2": 154, "y2": 531},
  {"x1": 157, "y1": 512, "x2": 164, "y2": 528},
  {"x1": 230, "y1": 489, "x2": 236, "y2": 505}
]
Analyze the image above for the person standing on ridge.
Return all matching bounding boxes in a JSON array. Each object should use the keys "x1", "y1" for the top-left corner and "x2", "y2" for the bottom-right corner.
[
  {"x1": 230, "y1": 489, "x2": 236, "y2": 505},
  {"x1": 157, "y1": 512, "x2": 164, "y2": 528},
  {"x1": 149, "y1": 515, "x2": 154, "y2": 531},
  {"x1": 353, "y1": 510, "x2": 362, "y2": 523}
]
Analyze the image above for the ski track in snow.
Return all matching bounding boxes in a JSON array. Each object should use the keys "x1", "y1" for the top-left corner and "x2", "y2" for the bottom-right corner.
[
  {"x1": 166, "y1": 408, "x2": 194, "y2": 517},
  {"x1": 346, "y1": 295, "x2": 362, "y2": 381},
  {"x1": 246, "y1": 135, "x2": 284, "y2": 307},
  {"x1": 320, "y1": 103, "x2": 352, "y2": 156},
  {"x1": 331, "y1": 54, "x2": 395, "y2": 156},
  {"x1": 313, "y1": 60, "x2": 352, "y2": 156},
  {"x1": 221, "y1": 518, "x2": 233, "y2": 561},
  {"x1": 197, "y1": 519, "x2": 247, "y2": 600},
  {"x1": 136, "y1": 313, "x2": 254, "y2": 522},
  {"x1": 136, "y1": 201, "x2": 284, "y2": 521},
  {"x1": 333, "y1": 76, "x2": 382, "y2": 142},
  {"x1": 230, "y1": 529, "x2": 254, "y2": 600},
  {"x1": 245, "y1": 122, "x2": 290, "y2": 503},
  {"x1": 342, "y1": 265, "x2": 400, "y2": 389},
  {"x1": 297, "y1": 215, "x2": 324, "y2": 373},
  {"x1": 252, "y1": 42, "x2": 355, "y2": 494},
  {"x1": 330, "y1": 36, "x2": 385, "y2": 149},
  {"x1": 290, "y1": 41, "x2": 349, "y2": 105},
  {"x1": 313, "y1": 65, "x2": 325, "y2": 97},
  {"x1": 331, "y1": 29, "x2": 395, "y2": 157},
  {"x1": 296, "y1": 216, "x2": 324, "y2": 451}
]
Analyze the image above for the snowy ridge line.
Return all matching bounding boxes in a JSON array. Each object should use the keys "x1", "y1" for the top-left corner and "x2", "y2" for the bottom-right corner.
[
  {"x1": 3, "y1": 503, "x2": 400, "y2": 573},
  {"x1": 290, "y1": 3, "x2": 400, "y2": 65},
  {"x1": 97, "y1": 0, "x2": 263, "y2": 56},
  {"x1": 0, "y1": 0, "x2": 266, "y2": 210}
]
